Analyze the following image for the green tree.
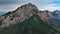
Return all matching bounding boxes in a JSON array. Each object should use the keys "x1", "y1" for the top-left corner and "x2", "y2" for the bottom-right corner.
[{"x1": 0, "y1": 19, "x2": 2, "y2": 26}]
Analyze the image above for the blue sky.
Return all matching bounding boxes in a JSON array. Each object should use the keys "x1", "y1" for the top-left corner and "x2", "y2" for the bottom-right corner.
[{"x1": 0, "y1": 0, "x2": 60, "y2": 12}]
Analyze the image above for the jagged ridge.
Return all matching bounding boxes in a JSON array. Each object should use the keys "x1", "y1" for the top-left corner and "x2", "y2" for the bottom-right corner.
[
  {"x1": 0, "y1": 3, "x2": 38, "y2": 29},
  {"x1": 0, "y1": 3, "x2": 60, "y2": 34}
]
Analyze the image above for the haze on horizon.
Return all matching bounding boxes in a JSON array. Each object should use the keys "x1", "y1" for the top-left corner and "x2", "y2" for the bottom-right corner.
[{"x1": 0, "y1": 0, "x2": 60, "y2": 12}]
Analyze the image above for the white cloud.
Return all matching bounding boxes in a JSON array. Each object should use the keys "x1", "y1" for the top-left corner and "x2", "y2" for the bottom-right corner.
[
  {"x1": 38, "y1": 4, "x2": 60, "y2": 11},
  {"x1": 23, "y1": 0, "x2": 60, "y2": 11},
  {"x1": 0, "y1": 4, "x2": 20, "y2": 12},
  {"x1": 0, "y1": 0, "x2": 60, "y2": 12}
]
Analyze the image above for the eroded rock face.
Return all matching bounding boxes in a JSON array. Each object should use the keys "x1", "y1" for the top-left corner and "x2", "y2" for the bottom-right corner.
[
  {"x1": 37, "y1": 10, "x2": 53, "y2": 21},
  {"x1": 0, "y1": 3, "x2": 39, "y2": 29}
]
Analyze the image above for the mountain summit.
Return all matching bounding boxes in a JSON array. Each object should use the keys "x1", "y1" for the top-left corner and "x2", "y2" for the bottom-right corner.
[
  {"x1": 0, "y1": 3, "x2": 39, "y2": 29},
  {"x1": 0, "y1": 3, "x2": 60, "y2": 34}
]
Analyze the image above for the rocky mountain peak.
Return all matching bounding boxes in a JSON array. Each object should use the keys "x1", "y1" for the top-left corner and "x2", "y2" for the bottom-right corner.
[
  {"x1": 0, "y1": 3, "x2": 39, "y2": 29},
  {"x1": 1, "y1": 3, "x2": 60, "y2": 30},
  {"x1": 16, "y1": 3, "x2": 38, "y2": 11}
]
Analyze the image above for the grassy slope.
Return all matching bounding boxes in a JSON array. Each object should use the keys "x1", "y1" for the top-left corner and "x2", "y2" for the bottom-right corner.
[{"x1": 0, "y1": 14, "x2": 60, "y2": 34}]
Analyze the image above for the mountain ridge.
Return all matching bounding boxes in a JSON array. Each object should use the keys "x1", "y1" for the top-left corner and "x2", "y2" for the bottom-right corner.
[
  {"x1": 0, "y1": 3, "x2": 39, "y2": 30},
  {"x1": 0, "y1": 3, "x2": 60, "y2": 30}
]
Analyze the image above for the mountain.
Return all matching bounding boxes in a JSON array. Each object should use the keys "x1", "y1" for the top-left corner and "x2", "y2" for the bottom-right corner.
[
  {"x1": 51, "y1": 10, "x2": 60, "y2": 24},
  {"x1": 0, "y1": 3, "x2": 38, "y2": 29},
  {"x1": 0, "y1": 3, "x2": 60, "y2": 34},
  {"x1": 0, "y1": 14, "x2": 60, "y2": 34},
  {"x1": 38, "y1": 10, "x2": 60, "y2": 25}
]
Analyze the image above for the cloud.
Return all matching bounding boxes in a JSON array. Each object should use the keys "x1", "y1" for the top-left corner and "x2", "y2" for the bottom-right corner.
[
  {"x1": 0, "y1": 4, "x2": 20, "y2": 12},
  {"x1": 0, "y1": 0, "x2": 22, "y2": 12},
  {"x1": 20, "y1": 0, "x2": 60, "y2": 11},
  {"x1": 0, "y1": 0, "x2": 60, "y2": 12},
  {"x1": 32, "y1": 0, "x2": 60, "y2": 11},
  {"x1": 39, "y1": 4, "x2": 60, "y2": 11},
  {"x1": 0, "y1": 0, "x2": 21, "y2": 5}
]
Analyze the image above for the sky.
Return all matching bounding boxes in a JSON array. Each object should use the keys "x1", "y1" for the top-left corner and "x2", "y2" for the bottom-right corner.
[{"x1": 0, "y1": 0, "x2": 60, "y2": 12}]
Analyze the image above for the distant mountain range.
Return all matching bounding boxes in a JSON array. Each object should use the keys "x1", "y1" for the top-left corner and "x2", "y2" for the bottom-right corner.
[
  {"x1": 0, "y1": 3, "x2": 60, "y2": 34},
  {"x1": 0, "y1": 12, "x2": 7, "y2": 16}
]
